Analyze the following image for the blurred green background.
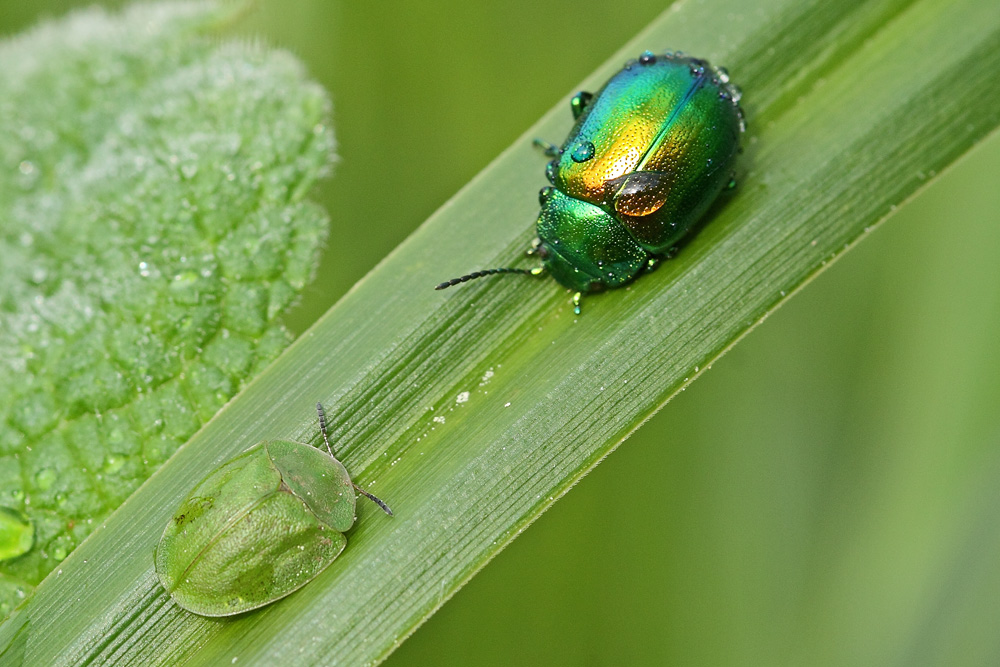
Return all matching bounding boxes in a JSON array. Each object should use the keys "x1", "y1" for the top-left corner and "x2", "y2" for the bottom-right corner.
[{"x1": 4, "y1": 1, "x2": 999, "y2": 664}]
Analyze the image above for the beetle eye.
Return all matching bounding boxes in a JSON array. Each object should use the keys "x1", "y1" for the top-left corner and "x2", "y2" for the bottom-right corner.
[{"x1": 536, "y1": 244, "x2": 550, "y2": 260}]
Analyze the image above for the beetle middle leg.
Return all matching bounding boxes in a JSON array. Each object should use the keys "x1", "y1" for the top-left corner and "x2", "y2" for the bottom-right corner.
[{"x1": 646, "y1": 247, "x2": 679, "y2": 274}]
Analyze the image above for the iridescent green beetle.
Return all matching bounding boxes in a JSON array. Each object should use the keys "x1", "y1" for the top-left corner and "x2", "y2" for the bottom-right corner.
[
  {"x1": 154, "y1": 404, "x2": 392, "y2": 617},
  {"x1": 437, "y1": 51, "x2": 745, "y2": 313}
]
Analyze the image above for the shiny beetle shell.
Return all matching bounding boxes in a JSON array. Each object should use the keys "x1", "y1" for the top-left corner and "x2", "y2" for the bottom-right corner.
[
  {"x1": 435, "y1": 51, "x2": 745, "y2": 313},
  {"x1": 536, "y1": 51, "x2": 744, "y2": 293}
]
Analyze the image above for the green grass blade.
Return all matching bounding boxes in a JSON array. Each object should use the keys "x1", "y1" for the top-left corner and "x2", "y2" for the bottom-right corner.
[{"x1": 3, "y1": 0, "x2": 1000, "y2": 664}]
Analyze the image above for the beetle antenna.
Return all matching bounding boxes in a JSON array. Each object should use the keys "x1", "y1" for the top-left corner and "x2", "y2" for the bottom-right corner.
[
  {"x1": 354, "y1": 484, "x2": 393, "y2": 516},
  {"x1": 318, "y1": 402, "x2": 393, "y2": 516},
  {"x1": 435, "y1": 267, "x2": 543, "y2": 290},
  {"x1": 316, "y1": 402, "x2": 335, "y2": 457}
]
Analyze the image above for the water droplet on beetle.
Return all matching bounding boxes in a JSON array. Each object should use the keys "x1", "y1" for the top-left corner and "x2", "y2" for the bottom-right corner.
[{"x1": 571, "y1": 140, "x2": 595, "y2": 163}]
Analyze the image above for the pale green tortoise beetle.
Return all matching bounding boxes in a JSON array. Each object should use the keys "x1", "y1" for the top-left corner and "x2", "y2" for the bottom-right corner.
[{"x1": 154, "y1": 403, "x2": 392, "y2": 617}]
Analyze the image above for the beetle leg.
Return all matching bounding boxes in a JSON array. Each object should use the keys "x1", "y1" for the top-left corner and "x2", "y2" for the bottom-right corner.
[
  {"x1": 570, "y1": 91, "x2": 593, "y2": 120},
  {"x1": 572, "y1": 291, "x2": 583, "y2": 315},
  {"x1": 645, "y1": 248, "x2": 678, "y2": 274},
  {"x1": 532, "y1": 138, "x2": 561, "y2": 157}
]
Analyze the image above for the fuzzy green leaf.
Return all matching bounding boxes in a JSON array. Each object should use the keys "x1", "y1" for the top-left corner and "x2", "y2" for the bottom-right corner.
[
  {"x1": 0, "y1": 1, "x2": 332, "y2": 616},
  {"x1": 2, "y1": 0, "x2": 1000, "y2": 664}
]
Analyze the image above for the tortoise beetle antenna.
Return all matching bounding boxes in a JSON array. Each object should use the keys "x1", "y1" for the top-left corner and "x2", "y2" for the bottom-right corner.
[
  {"x1": 434, "y1": 266, "x2": 544, "y2": 291},
  {"x1": 316, "y1": 402, "x2": 335, "y2": 457},
  {"x1": 316, "y1": 402, "x2": 393, "y2": 516},
  {"x1": 355, "y1": 487, "x2": 393, "y2": 516}
]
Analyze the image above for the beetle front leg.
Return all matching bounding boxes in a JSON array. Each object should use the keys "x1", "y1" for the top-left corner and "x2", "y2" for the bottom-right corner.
[
  {"x1": 570, "y1": 91, "x2": 593, "y2": 119},
  {"x1": 532, "y1": 138, "x2": 560, "y2": 157}
]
